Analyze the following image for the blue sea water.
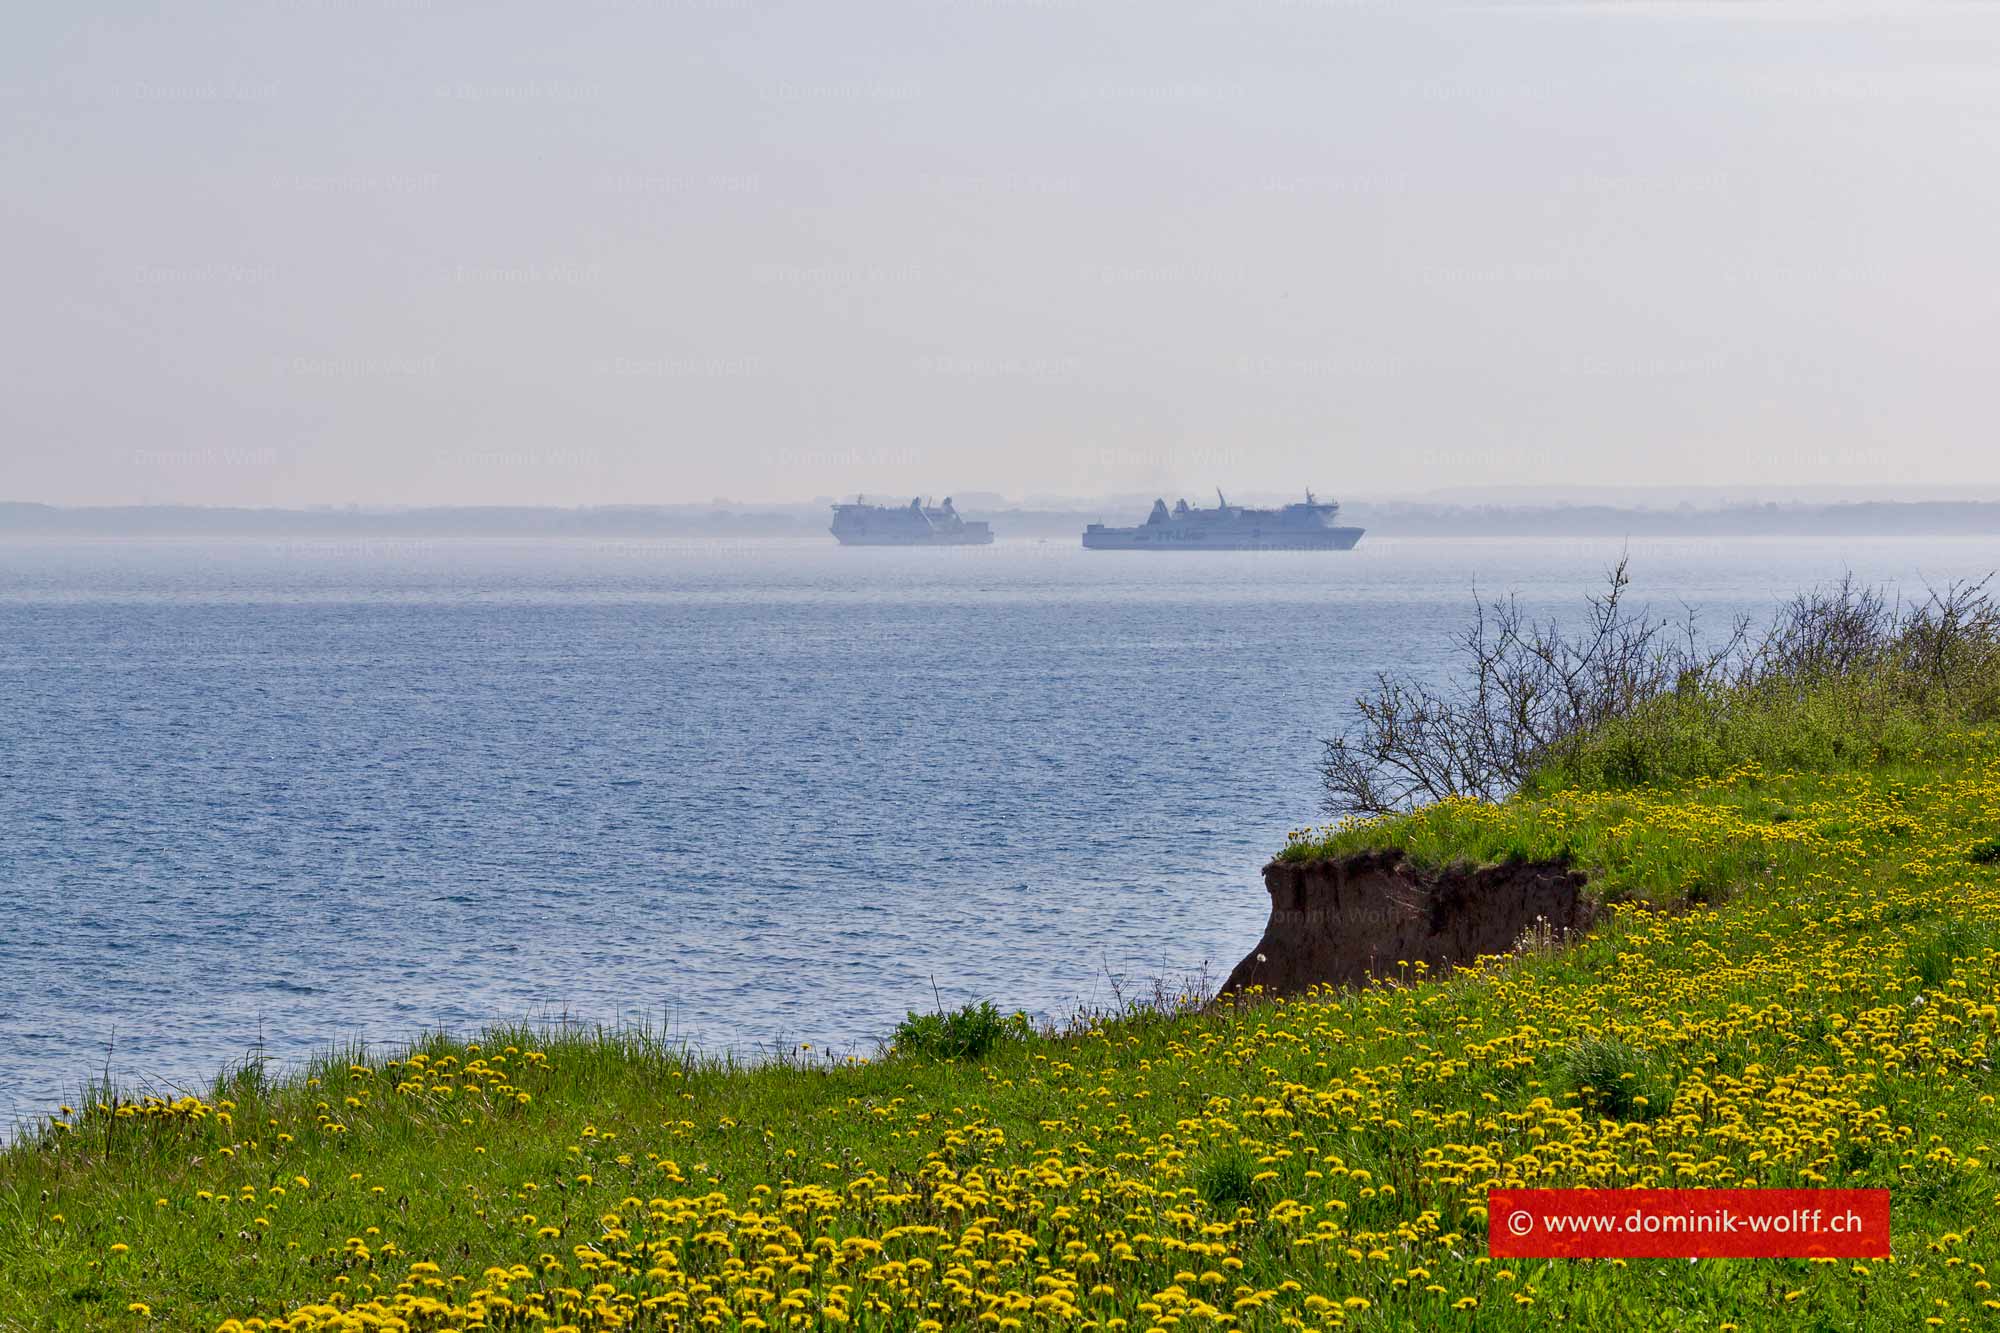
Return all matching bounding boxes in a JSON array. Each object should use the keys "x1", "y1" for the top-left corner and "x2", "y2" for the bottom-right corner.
[{"x1": 1, "y1": 534, "x2": 1994, "y2": 1125}]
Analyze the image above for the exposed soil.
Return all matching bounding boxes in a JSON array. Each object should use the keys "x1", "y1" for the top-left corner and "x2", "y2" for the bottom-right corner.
[{"x1": 1219, "y1": 849, "x2": 1596, "y2": 998}]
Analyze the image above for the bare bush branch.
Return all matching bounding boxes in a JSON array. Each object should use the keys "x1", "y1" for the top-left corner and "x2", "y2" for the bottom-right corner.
[{"x1": 1320, "y1": 563, "x2": 1999, "y2": 816}]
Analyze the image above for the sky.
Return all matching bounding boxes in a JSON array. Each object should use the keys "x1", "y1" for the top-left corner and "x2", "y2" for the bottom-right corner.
[{"x1": 4, "y1": 1, "x2": 2000, "y2": 507}]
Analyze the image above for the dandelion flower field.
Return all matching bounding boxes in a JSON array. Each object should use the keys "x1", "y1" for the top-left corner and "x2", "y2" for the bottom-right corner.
[{"x1": 7, "y1": 743, "x2": 2000, "y2": 1330}]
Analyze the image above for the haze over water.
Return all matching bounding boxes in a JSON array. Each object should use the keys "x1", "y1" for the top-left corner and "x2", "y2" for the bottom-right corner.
[{"x1": 2, "y1": 534, "x2": 1994, "y2": 1124}]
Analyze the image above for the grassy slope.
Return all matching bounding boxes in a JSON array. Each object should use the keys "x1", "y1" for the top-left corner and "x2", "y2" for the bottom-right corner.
[{"x1": 7, "y1": 743, "x2": 2000, "y2": 1330}]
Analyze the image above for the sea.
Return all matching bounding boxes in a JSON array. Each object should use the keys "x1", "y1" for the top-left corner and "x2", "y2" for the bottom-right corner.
[{"x1": 2, "y1": 534, "x2": 1994, "y2": 1125}]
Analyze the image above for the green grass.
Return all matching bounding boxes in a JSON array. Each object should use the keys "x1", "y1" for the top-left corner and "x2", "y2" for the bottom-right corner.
[
  {"x1": 1529, "y1": 667, "x2": 1996, "y2": 795},
  {"x1": 1558, "y1": 1035, "x2": 1663, "y2": 1123},
  {"x1": 6, "y1": 740, "x2": 2000, "y2": 1328},
  {"x1": 1283, "y1": 742, "x2": 2000, "y2": 915}
]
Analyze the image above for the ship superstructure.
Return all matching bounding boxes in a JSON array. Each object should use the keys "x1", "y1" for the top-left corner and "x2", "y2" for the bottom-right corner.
[
  {"x1": 1082, "y1": 491, "x2": 1364, "y2": 550},
  {"x1": 829, "y1": 496, "x2": 994, "y2": 546}
]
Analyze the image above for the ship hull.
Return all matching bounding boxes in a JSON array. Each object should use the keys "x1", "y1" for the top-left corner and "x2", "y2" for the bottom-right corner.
[
  {"x1": 831, "y1": 531, "x2": 994, "y2": 546},
  {"x1": 1082, "y1": 526, "x2": 1364, "y2": 551}
]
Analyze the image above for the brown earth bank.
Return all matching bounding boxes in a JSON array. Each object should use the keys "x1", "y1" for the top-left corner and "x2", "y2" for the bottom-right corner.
[{"x1": 1219, "y1": 849, "x2": 1596, "y2": 998}]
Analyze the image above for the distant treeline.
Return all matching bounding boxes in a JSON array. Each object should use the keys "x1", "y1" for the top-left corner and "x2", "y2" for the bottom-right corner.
[
  {"x1": 1343, "y1": 500, "x2": 2000, "y2": 539},
  {"x1": 0, "y1": 502, "x2": 822, "y2": 538},
  {"x1": 4, "y1": 500, "x2": 1998, "y2": 539}
]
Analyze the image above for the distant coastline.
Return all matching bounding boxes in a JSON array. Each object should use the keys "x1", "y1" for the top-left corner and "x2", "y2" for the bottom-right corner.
[{"x1": 6, "y1": 498, "x2": 2000, "y2": 540}]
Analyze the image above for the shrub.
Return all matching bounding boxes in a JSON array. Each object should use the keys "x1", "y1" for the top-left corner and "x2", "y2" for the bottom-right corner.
[
  {"x1": 891, "y1": 1001, "x2": 1030, "y2": 1062},
  {"x1": 1562, "y1": 1035, "x2": 1661, "y2": 1121},
  {"x1": 1193, "y1": 1148, "x2": 1261, "y2": 1210},
  {"x1": 1321, "y1": 566, "x2": 2000, "y2": 814}
]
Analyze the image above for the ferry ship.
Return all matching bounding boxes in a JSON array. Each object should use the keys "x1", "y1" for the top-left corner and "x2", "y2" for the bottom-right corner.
[
  {"x1": 1082, "y1": 491, "x2": 1364, "y2": 550},
  {"x1": 829, "y1": 496, "x2": 994, "y2": 546}
]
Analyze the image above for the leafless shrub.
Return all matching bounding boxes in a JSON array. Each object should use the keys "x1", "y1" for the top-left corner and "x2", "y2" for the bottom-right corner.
[
  {"x1": 1749, "y1": 573, "x2": 1893, "y2": 684},
  {"x1": 1887, "y1": 577, "x2": 2000, "y2": 710},
  {"x1": 1321, "y1": 564, "x2": 2000, "y2": 816},
  {"x1": 1320, "y1": 558, "x2": 1746, "y2": 814}
]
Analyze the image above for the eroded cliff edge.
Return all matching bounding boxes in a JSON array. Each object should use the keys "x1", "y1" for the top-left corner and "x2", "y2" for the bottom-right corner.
[{"x1": 1220, "y1": 849, "x2": 1596, "y2": 998}]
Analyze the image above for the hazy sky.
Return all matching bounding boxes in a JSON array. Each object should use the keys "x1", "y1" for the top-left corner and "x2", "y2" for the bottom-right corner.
[{"x1": 6, "y1": 1, "x2": 2000, "y2": 506}]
